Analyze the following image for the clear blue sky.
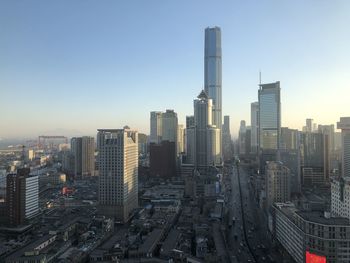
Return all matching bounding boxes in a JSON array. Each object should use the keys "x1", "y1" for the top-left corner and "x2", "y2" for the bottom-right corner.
[{"x1": 1, "y1": 0, "x2": 349, "y2": 138}]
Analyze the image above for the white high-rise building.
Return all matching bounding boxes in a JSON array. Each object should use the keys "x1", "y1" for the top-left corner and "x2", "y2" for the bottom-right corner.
[
  {"x1": 337, "y1": 117, "x2": 350, "y2": 178},
  {"x1": 97, "y1": 128, "x2": 138, "y2": 223},
  {"x1": 251, "y1": 102, "x2": 259, "y2": 153},
  {"x1": 25, "y1": 175, "x2": 39, "y2": 219},
  {"x1": 150, "y1": 111, "x2": 163, "y2": 144}
]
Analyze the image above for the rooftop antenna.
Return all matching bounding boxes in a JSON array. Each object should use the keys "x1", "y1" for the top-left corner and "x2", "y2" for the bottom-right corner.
[{"x1": 259, "y1": 70, "x2": 262, "y2": 86}]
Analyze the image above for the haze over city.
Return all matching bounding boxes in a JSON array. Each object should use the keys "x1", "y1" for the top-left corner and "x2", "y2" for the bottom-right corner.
[
  {"x1": 1, "y1": 0, "x2": 349, "y2": 138},
  {"x1": 2, "y1": 1, "x2": 350, "y2": 263}
]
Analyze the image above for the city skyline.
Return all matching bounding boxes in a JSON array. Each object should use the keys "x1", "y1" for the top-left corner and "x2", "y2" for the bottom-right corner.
[{"x1": 1, "y1": 1, "x2": 350, "y2": 138}]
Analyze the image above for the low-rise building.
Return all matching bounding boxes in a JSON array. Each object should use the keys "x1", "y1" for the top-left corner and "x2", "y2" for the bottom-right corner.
[{"x1": 273, "y1": 202, "x2": 350, "y2": 263}]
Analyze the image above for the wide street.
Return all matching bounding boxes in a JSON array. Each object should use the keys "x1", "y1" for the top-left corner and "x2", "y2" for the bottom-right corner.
[{"x1": 224, "y1": 163, "x2": 286, "y2": 263}]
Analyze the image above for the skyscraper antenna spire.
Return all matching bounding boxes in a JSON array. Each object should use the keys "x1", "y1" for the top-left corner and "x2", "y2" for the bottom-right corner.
[{"x1": 259, "y1": 70, "x2": 262, "y2": 85}]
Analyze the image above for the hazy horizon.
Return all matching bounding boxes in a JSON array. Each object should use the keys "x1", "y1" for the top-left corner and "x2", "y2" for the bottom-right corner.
[{"x1": 1, "y1": 1, "x2": 349, "y2": 139}]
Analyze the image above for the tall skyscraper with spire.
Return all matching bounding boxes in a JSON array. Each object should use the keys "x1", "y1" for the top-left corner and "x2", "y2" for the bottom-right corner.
[{"x1": 204, "y1": 27, "x2": 222, "y2": 158}]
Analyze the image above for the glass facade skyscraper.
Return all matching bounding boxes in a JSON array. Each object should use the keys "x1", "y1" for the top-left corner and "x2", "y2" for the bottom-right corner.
[
  {"x1": 258, "y1": 82, "x2": 281, "y2": 151},
  {"x1": 204, "y1": 27, "x2": 222, "y2": 131}
]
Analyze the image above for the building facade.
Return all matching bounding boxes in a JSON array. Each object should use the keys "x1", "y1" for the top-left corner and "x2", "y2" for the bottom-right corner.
[
  {"x1": 266, "y1": 161, "x2": 290, "y2": 210},
  {"x1": 71, "y1": 136, "x2": 95, "y2": 177},
  {"x1": 222, "y1": 115, "x2": 232, "y2": 161},
  {"x1": 150, "y1": 141, "x2": 176, "y2": 178},
  {"x1": 204, "y1": 26, "x2": 222, "y2": 133},
  {"x1": 337, "y1": 117, "x2": 350, "y2": 178},
  {"x1": 250, "y1": 102, "x2": 259, "y2": 154},
  {"x1": 161, "y1": 109, "x2": 178, "y2": 143},
  {"x1": 150, "y1": 111, "x2": 163, "y2": 144},
  {"x1": 6, "y1": 168, "x2": 39, "y2": 226},
  {"x1": 97, "y1": 128, "x2": 138, "y2": 223},
  {"x1": 258, "y1": 82, "x2": 281, "y2": 152},
  {"x1": 193, "y1": 90, "x2": 221, "y2": 169},
  {"x1": 331, "y1": 177, "x2": 350, "y2": 219},
  {"x1": 274, "y1": 202, "x2": 350, "y2": 263}
]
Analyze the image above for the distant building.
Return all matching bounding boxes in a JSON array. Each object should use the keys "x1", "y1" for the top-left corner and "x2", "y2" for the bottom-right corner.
[
  {"x1": 177, "y1": 124, "x2": 185, "y2": 155},
  {"x1": 193, "y1": 90, "x2": 221, "y2": 169},
  {"x1": 250, "y1": 102, "x2": 259, "y2": 153},
  {"x1": 281, "y1": 127, "x2": 298, "y2": 151},
  {"x1": 150, "y1": 141, "x2": 176, "y2": 178},
  {"x1": 337, "y1": 117, "x2": 350, "y2": 178},
  {"x1": 300, "y1": 132, "x2": 330, "y2": 186},
  {"x1": 71, "y1": 136, "x2": 95, "y2": 177},
  {"x1": 222, "y1": 115, "x2": 232, "y2": 161},
  {"x1": 97, "y1": 128, "x2": 138, "y2": 223},
  {"x1": 273, "y1": 202, "x2": 350, "y2": 263},
  {"x1": 238, "y1": 120, "x2": 246, "y2": 155},
  {"x1": 186, "y1": 115, "x2": 195, "y2": 129},
  {"x1": 0, "y1": 170, "x2": 6, "y2": 202},
  {"x1": 245, "y1": 127, "x2": 251, "y2": 155},
  {"x1": 138, "y1": 133, "x2": 148, "y2": 157},
  {"x1": 162, "y1": 110, "x2": 178, "y2": 144},
  {"x1": 185, "y1": 127, "x2": 195, "y2": 165},
  {"x1": 266, "y1": 161, "x2": 290, "y2": 210},
  {"x1": 150, "y1": 111, "x2": 163, "y2": 144}
]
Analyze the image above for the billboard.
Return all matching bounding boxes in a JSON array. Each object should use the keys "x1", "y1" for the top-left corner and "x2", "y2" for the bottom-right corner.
[{"x1": 306, "y1": 251, "x2": 326, "y2": 263}]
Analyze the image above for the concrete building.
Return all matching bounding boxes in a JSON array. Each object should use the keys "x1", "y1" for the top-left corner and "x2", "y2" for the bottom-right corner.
[
  {"x1": 207, "y1": 126, "x2": 221, "y2": 166},
  {"x1": 222, "y1": 115, "x2": 232, "y2": 161},
  {"x1": 331, "y1": 177, "x2": 350, "y2": 219},
  {"x1": 319, "y1": 124, "x2": 335, "y2": 153},
  {"x1": 162, "y1": 109, "x2": 178, "y2": 143},
  {"x1": 6, "y1": 168, "x2": 39, "y2": 226},
  {"x1": 250, "y1": 102, "x2": 259, "y2": 154},
  {"x1": 238, "y1": 120, "x2": 247, "y2": 155},
  {"x1": 273, "y1": 202, "x2": 350, "y2": 263},
  {"x1": 71, "y1": 136, "x2": 95, "y2": 177},
  {"x1": 266, "y1": 162, "x2": 290, "y2": 210},
  {"x1": 150, "y1": 111, "x2": 163, "y2": 144},
  {"x1": 186, "y1": 115, "x2": 195, "y2": 129},
  {"x1": 177, "y1": 124, "x2": 185, "y2": 155},
  {"x1": 0, "y1": 170, "x2": 6, "y2": 203},
  {"x1": 281, "y1": 127, "x2": 298, "y2": 151},
  {"x1": 305, "y1": 118, "x2": 314, "y2": 133},
  {"x1": 97, "y1": 128, "x2": 138, "y2": 223},
  {"x1": 150, "y1": 141, "x2": 176, "y2": 178},
  {"x1": 186, "y1": 127, "x2": 195, "y2": 165},
  {"x1": 300, "y1": 132, "x2": 330, "y2": 186},
  {"x1": 337, "y1": 117, "x2": 350, "y2": 178}
]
